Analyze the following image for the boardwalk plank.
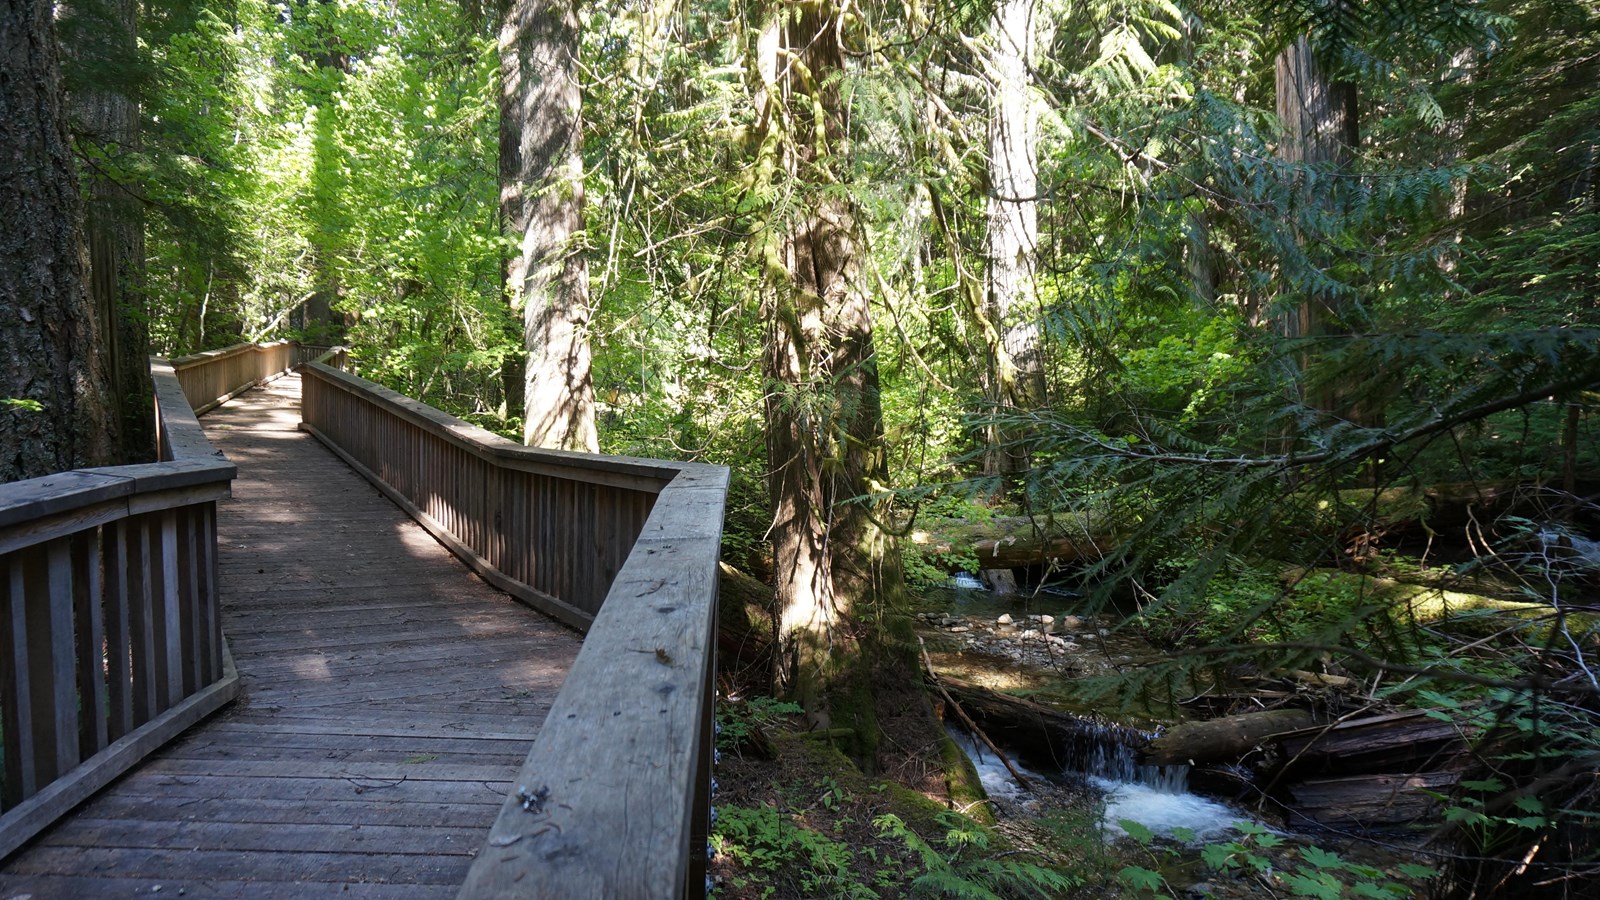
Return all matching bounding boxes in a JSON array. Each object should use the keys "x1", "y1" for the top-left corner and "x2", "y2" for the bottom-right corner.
[
  {"x1": 0, "y1": 374, "x2": 579, "y2": 896},
  {"x1": 0, "y1": 874, "x2": 459, "y2": 899}
]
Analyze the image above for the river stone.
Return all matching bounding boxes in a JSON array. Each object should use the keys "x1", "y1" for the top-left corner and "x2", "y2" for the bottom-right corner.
[
  {"x1": 996, "y1": 613, "x2": 1013, "y2": 625},
  {"x1": 1038, "y1": 614, "x2": 1054, "y2": 625},
  {"x1": 949, "y1": 625, "x2": 971, "y2": 633},
  {"x1": 1060, "y1": 615, "x2": 1084, "y2": 630}
]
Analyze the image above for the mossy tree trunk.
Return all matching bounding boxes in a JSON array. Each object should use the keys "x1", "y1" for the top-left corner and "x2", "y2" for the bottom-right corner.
[{"x1": 756, "y1": 0, "x2": 908, "y2": 767}]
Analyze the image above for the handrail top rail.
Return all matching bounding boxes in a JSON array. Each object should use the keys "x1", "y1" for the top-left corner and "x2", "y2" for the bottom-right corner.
[
  {"x1": 303, "y1": 362, "x2": 725, "y2": 492},
  {"x1": 0, "y1": 459, "x2": 234, "y2": 530},
  {"x1": 166, "y1": 341, "x2": 293, "y2": 370},
  {"x1": 0, "y1": 360, "x2": 235, "y2": 535}
]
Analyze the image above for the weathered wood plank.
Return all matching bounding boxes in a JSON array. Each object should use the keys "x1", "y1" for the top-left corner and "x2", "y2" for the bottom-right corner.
[
  {"x1": 0, "y1": 873, "x2": 460, "y2": 900},
  {"x1": 457, "y1": 530, "x2": 724, "y2": 898},
  {"x1": 1, "y1": 372, "x2": 582, "y2": 891},
  {"x1": 78, "y1": 793, "x2": 507, "y2": 830},
  {"x1": 5, "y1": 845, "x2": 470, "y2": 885},
  {"x1": 37, "y1": 817, "x2": 491, "y2": 857}
]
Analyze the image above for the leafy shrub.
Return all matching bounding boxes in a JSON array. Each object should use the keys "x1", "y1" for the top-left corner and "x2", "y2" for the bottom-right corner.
[{"x1": 716, "y1": 695, "x2": 802, "y2": 752}]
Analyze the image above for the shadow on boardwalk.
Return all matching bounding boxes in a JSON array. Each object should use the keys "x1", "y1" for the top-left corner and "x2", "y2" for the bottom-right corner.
[{"x1": 0, "y1": 374, "x2": 581, "y2": 899}]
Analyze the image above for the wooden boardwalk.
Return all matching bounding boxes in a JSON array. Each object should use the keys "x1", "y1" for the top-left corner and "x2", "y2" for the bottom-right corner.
[{"x1": 0, "y1": 374, "x2": 582, "y2": 899}]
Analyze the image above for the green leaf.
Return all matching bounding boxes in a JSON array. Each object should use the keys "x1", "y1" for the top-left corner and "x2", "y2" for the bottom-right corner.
[
  {"x1": 1119, "y1": 865, "x2": 1165, "y2": 892},
  {"x1": 1120, "y1": 820, "x2": 1156, "y2": 844},
  {"x1": 1300, "y1": 846, "x2": 1347, "y2": 870},
  {"x1": 1396, "y1": 863, "x2": 1437, "y2": 879},
  {"x1": 1201, "y1": 843, "x2": 1239, "y2": 869},
  {"x1": 1444, "y1": 807, "x2": 1490, "y2": 826},
  {"x1": 1282, "y1": 871, "x2": 1344, "y2": 900}
]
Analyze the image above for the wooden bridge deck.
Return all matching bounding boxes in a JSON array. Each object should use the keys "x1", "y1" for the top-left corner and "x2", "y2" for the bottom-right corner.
[{"x1": 0, "y1": 374, "x2": 582, "y2": 899}]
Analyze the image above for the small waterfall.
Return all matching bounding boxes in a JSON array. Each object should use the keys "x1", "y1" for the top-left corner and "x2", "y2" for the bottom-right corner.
[
  {"x1": 1053, "y1": 721, "x2": 1191, "y2": 794},
  {"x1": 951, "y1": 721, "x2": 1248, "y2": 844},
  {"x1": 1059, "y1": 723, "x2": 1245, "y2": 843}
]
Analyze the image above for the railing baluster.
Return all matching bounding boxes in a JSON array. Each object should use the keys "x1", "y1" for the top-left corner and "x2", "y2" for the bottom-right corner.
[
  {"x1": 2, "y1": 557, "x2": 35, "y2": 806},
  {"x1": 130, "y1": 514, "x2": 158, "y2": 726},
  {"x1": 200, "y1": 503, "x2": 222, "y2": 684},
  {"x1": 103, "y1": 521, "x2": 133, "y2": 742},
  {"x1": 177, "y1": 506, "x2": 201, "y2": 696},
  {"x1": 71, "y1": 531, "x2": 108, "y2": 759},
  {"x1": 41, "y1": 541, "x2": 80, "y2": 783}
]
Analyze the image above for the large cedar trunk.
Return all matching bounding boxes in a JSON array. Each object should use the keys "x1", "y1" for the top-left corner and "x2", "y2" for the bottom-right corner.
[
  {"x1": 501, "y1": 0, "x2": 596, "y2": 452},
  {"x1": 0, "y1": 0, "x2": 116, "y2": 482},
  {"x1": 1274, "y1": 35, "x2": 1356, "y2": 171},
  {"x1": 760, "y1": 1, "x2": 905, "y2": 756},
  {"x1": 981, "y1": 0, "x2": 1045, "y2": 485},
  {"x1": 69, "y1": 0, "x2": 153, "y2": 463}
]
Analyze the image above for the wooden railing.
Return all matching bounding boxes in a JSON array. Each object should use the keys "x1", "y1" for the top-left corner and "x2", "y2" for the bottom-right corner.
[
  {"x1": 0, "y1": 344, "x2": 301, "y2": 859},
  {"x1": 299, "y1": 363, "x2": 729, "y2": 899},
  {"x1": 169, "y1": 340, "x2": 300, "y2": 415}
]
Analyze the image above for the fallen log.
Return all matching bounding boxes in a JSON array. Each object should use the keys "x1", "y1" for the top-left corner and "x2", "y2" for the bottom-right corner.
[
  {"x1": 1286, "y1": 771, "x2": 1458, "y2": 828},
  {"x1": 1141, "y1": 708, "x2": 1319, "y2": 766},
  {"x1": 718, "y1": 562, "x2": 773, "y2": 675},
  {"x1": 1274, "y1": 709, "x2": 1474, "y2": 778},
  {"x1": 928, "y1": 673, "x2": 1144, "y2": 774},
  {"x1": 909, "y1": 514, "x2": 1117, "y2": 570},
  {"x1": 921, "y1": 640, "x2": 1031, "y2": 789}
]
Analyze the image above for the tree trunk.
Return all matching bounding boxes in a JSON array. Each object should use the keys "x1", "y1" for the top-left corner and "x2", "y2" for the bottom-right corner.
[
  {"x1": 69, "y1": 0, "x2": 152, "y2": 463},
  {"x1": 496, "y1": 0, "x2": 526, "y2": 420},
  {"x1": 981, "y1": 0, "x2": 1045, "y2": 486},
  {"x1": 1274, "y1": 35, "x2": 1356, "y2": 170},
  {"x1": 0, "y1": 0, "x2": 116, "y2": 482},
  {"x1": 1275, "y1": 33, "x2": 1364, "y2": 422},
  {"x1": 758, "y1": 1, "x2": 906, "y2": 764},
  {"x1": 501, "y1": 0, "x2": 596, "y2": 452}
]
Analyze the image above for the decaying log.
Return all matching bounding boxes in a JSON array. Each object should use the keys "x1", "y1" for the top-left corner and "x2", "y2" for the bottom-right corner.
[
  {"x1": 921, "y1": 640, "x2": 1032, "y2": 789},
  {"x1": 909, "y1": 514, "x2": 1117, "y2": 570},
  {"x1": 1142, "y1": 708, "x2": 1319, "y2": 766},
  {"x1": 1276, "y1": 709, "x2": 1474, "y2": 778},
  {"x1": 928, "y1": 673, "x2": 1145, "y2": 772},
  {"x1": 718, "y1": 562, "x2": 773, "y2": 673},
  {"x1": 1287, "y1": 771, "x2": 1458, "y2": 827}
]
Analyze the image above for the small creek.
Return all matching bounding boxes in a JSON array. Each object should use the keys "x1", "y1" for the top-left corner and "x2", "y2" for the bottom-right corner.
[
  {"x1": 918, "y1": 583, "x2": 1261, "y2": 842},
  {"x1": 950, "y1": 723, "x2": 1251, "y2": 844}
]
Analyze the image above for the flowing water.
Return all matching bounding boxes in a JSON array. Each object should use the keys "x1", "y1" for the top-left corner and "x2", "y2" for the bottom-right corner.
[
  {"x1": 952, "y1": 723, "x2": 1250, "y2": 843},
  {"x1": 927, "y1": 578, "x2": 1260, "y2": 843}
]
